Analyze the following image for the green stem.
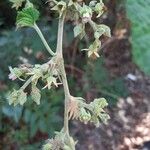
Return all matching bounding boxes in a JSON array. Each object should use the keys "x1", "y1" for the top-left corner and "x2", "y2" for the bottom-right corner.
[
  {"x1": 60, "y1": 60, "x2": 70, "y2": 134},
  {"x1": 56, "y1": 13, "x2": 71, "y2": 135},
  {"x1": 56, "y1": 14, "x2": 65, "y2": 56},
  {"x1": 33, "y1": 23, "x2": 56, "y2": 56},
  {"x1": 20, "y1": 76, "x2": 32, "y2": 90},
  {"x1": 88, "y1": 19, "x2": 97, "y2": 31}
]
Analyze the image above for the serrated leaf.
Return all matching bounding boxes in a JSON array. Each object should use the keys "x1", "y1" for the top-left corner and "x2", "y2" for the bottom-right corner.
[
  {"x1": 68, "y1": 0, "x2": 74, "y2": 6},
  {"x1": 8, "y1": 89, "x2": 27, "y2": 106},
  {"x1": 80, "y1": 4, "x2": 92, "y2": 17},
  {"x1": 51, "y1": 1, "x2": 67, "y2": 17},
  {"x1": 89, "y1": 0, "x2": 97, "y2": 7},
  {"x1": 94, "y1": 2, "x2": 105, "y2": 18},
  {"x1": 99, "y1": 113, "x2": 110, "y2": 124},
  {"x1": 18, "y1": 89, "x2": 27, "y2": 105},
  {"x1": 127, "y1": 0, "x2": 150, "y2": 75},
  {"x1": 16, "y1": 7, "x2": 39, "y2": 28},
  {"x1": 87, "y1": 39, "x2": 101, "y2": 58},
  {"x1": 97, "y1": 24, "x2": 111, "y2": 37},
  {"x1": 95, "y1": 98, "x2": 108, "y2": 108},
  {"x1": 31, "y1": 68, "x2": 43, "y2": 81},
  {"x1": 31, "y1": 84, "x2": 41, "y2": 105},
  {"x1": 8, "y1": 89, "x2": 19, "y2": 106},
  {"x1": 8, "y1": 66, "x2": 25, "y2": 81}
]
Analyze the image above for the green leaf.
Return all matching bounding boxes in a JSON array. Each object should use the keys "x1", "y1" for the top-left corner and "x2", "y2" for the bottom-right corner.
[
  {"x1": 8, "y1": 89, "x2": 27, "y2": 106},
  {"x1": 10, "y1": 0, "x2": 25, "y2": 10},
  {"x1": 89, "y1": 0, "x2": 97, "y2": 8},
  {"x1": 16, "y1": 7, "x2": 39, "y2": 28},
  {"x1": 18, "y1": 89, "x2": 27, "y2": 105},
  {"x1": 80, "y1": 4, "x2": 92, "y2": 17},
  {"x1": 24, "y1": 109, "x2": 31, "y2": 123},
  {"x1": 9, "y1": 66, "x2": 25, "y2": 81},
  {"x1": 95, "y1": 24, "x2": 111, "y2": 38},
  {"x1": 31, "y1": 68, "x2": 43, "y2": 81},
  {"x1": 73, "y1": 23, "x2": 85, "y2": 39},
  {"x1": 2, "y1": 105, "x2": 23, "y2": 123},
  {"x1": 99, "y1": 113, "x2": 110, "y2": 124},
  {"x1": 94, "y1": 98, "x2": 108, "y2": 108},
  {"x1": 31, "y1": 84, "x2": 41, "y2": 105},
  {"x1": 68, "y1": 0, "x2": 74, "y2": 6},
  {"x1": 43, "y1": 143, "x2": 52, "y2": 150},
  {"x1": 127, "y1": 0, "x2": 150, "y2": 75},
  {"x1": 8, "y1": 89, "x2": 19, "y2": 106},
  {"x1": 51, "y1": 1, "x2": 67, "y2": 17},
  {"x1": 94, "y1": 2, "x2": 105, "y2": 18},
  {"x1": 79, "y1": 108, "x2": 91, "y2": 124}
]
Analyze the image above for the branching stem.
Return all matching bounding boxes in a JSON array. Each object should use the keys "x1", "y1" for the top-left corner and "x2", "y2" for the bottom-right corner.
[
  {"x1": 20, "y1": 76, "x2": 32, "y2": 90},
  {"x1": 56, "y1": 12, "x2": 71, "y2": 136},
  {"x1": 33, "y1": 23, "x2": 56, "y2": 56}
]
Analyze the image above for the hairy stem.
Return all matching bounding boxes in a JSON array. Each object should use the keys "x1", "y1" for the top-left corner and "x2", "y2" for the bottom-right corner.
[
  {"x1": 56, "y1": 14, "x2": 65, "y2": 56},
  {"x1": 33, "y1": 23, "x2": 56, "y2": 56},
  {"x1": 56, "y1": 13, "x2": 71, "y2": 135}
]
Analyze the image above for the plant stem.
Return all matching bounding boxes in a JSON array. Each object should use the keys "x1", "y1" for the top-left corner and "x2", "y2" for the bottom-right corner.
[
  {"x1": 33, "y1": 23, "x2": 56, "y2": 56},
  {"x1": 20, "y1": 76, "x2": 32, "y2": 90},
  {"x1": 56, "y1": 15, "x2": 65, "y2": 57},
  {"x1": 56, "y1": 13, "x2": 71, "y2": 135},
  {"x1": 88, "y1": 19, "x2": 97, "y2": 31}
]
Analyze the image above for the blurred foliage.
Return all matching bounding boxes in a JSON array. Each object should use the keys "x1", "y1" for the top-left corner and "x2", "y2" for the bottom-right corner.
[
  {"x1": 0, "y1": 23, "x2": 62, "y2": 148},
  {"x1": 127, "y1": 0, "x2": 150, "y2": 75}
]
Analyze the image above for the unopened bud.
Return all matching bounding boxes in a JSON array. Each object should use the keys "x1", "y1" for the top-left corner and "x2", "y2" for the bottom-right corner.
[
  {"x1": 43, "y1": 143, "x2": 52, "y2": 150},
  {"x1": 82, "y1": 12, "x2": 91, "y2": 23}
]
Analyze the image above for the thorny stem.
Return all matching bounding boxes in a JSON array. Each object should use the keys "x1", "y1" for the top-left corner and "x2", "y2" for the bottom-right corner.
[
  {"x1": 33, "y1": 23, "x2": 56, "y2": 56},
  {"x1": 56, "y1": 13, "x2": 71, "y2": 136}
]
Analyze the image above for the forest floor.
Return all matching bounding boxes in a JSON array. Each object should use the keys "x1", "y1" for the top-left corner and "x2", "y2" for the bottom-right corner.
[{"x1": 73, "y1": 47, "x2": 150, "y2": 150}]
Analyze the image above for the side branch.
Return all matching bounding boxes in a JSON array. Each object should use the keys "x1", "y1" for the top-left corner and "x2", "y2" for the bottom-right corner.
[
  {"x1": 20, "y1": 76, "x2": 32, "y2": 90},
  {"x1": 56, "y1": 13, "x2": 71, "y2": 135},
  {"x1": 33, "y1": 23, "x2": 56, "y2": 56}
]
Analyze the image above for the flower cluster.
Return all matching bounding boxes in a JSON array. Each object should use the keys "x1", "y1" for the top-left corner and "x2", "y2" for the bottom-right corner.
[
  {"x1": 43, "y1": 131, "x2": 76, "y2": 150},
  {"x1": 48, "y1": 0, "x2": 111, "y2": 58},
  {"x1": 8, "y1": 57, "x2": 62, "y2": 106},
  {"x1": 68, "y1": 97, "x2": 110, "y2": 127}
]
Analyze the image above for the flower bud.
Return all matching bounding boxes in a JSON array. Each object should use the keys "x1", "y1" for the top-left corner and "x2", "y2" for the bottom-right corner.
[
  {"x1": 43, "y1": 143, "x2": 52, "y2": 150},
  {"x1": 82, "y1": 12, "x2": 91, "y2": 23},
  {"x1": 79, "y1": 108, "x2": 91, "y2": 124}
]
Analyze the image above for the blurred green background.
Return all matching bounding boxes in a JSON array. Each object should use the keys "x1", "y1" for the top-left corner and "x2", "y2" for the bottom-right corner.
[{"x1": 0, "y1": 0, "x2": 150, "y2": 149}]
